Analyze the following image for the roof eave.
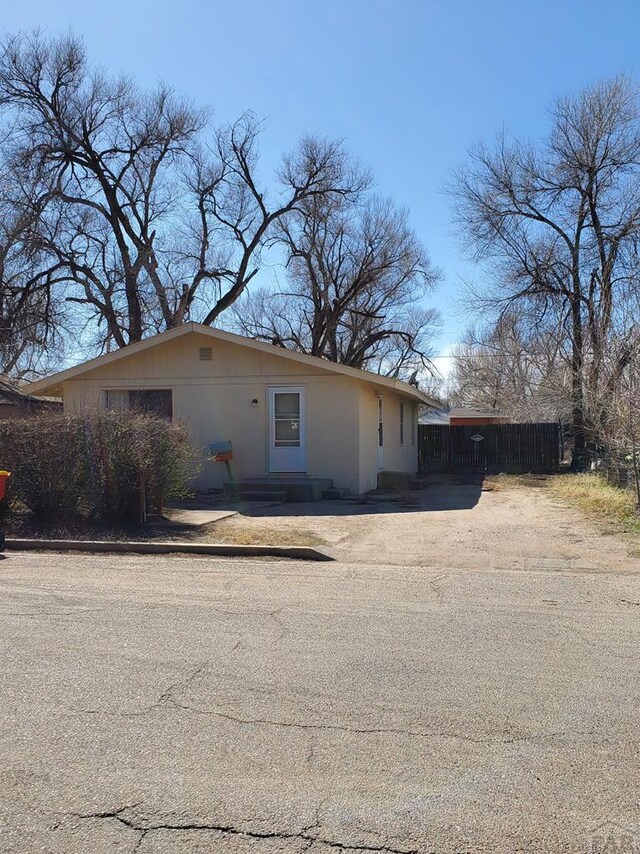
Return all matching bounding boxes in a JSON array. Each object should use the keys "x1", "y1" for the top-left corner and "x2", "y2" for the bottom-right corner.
[{"x1": 23, "y1": 322, "x2": 440, "y2": 406}]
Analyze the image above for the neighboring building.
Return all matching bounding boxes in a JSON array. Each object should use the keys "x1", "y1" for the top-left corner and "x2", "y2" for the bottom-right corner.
[
  {"x1": 0, "y1": 377, "x2": 62, "y2": 420},
  {"x1": 448, "y1": 407, "x2": 511, "y2": 426},
  {"x1": 25, "y1": 323, "x2": 437, "y2": 496},
  {"x1": 418, "y1": 406, "x2": 450, "y2": 425},
  {"x1": 420, "y1": 406, "x2": 511, "y2": 427}
]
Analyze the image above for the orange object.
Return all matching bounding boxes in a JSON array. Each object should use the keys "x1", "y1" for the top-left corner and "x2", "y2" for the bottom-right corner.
[{"x1": 0, "y1": 470, "x2": 10, "y2": 502}]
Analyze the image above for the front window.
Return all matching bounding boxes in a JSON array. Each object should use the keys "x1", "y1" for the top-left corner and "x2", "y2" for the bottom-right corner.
[
  {"x1": 400, "y1": 402, "x2": 405, "y2": 446},
  {"x1": 104, "y1": 389, "x2": 173, "y2": 419}
]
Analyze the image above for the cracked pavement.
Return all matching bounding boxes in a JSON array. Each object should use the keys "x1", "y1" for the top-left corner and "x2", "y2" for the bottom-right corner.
[{"x1": 1, "y1": 550, "x2": 640, "y2": 852}]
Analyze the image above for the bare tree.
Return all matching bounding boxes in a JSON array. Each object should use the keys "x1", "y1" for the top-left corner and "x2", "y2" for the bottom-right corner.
[
  {"x1": 0, "y1": 32, "x2": 208, "y2": 346},
  {"x1": 188, "y1": 122, "x2": 362, "y2": 326},
  {"x1": 0, "y1": 152, "x2": 68, "y2": 376},
  {"x1": 234, "y1": 190, "x2": 440, "y2": 377},
  {"x1": 0, "y1": 31, "x2": 358, "y2": 351},
  {"x1": 452, "y1": 77, "x2": 640, "y2": 467},
  {"x1": 584, "y1": 323, "x2": 640, "y2": 500},
  {"x1": 449, "y1": 312, "x2": 572, "y2": 421}
]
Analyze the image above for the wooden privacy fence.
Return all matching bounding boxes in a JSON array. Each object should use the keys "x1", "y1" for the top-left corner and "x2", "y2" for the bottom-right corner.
[{"x1": 418, "y1": 422, "x2": 560, "y2": 474}]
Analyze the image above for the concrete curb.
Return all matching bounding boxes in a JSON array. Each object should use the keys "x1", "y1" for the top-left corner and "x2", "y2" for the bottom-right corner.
[{"x1": 4, "y1": 538, "x2": 335, "y2": 562}]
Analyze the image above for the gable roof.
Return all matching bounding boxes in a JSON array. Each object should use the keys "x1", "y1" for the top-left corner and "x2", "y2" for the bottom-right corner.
[
  {"x1": 24, "y1": 323, "x2": 438, "y2": 406},
  {"x1": 0, "y1": 377, "x2": 24, "y2": 408},
  {"x1": 0, "y1": 376, "x2": 62, "y2": 410}
]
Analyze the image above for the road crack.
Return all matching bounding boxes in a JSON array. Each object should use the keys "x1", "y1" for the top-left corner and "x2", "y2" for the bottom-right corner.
[
  {"x1": 72, "y1": 806, "x2": 419, "y2": 853},
  {"x1": 69, "y1": 694, "x2": 592, "y2": 745},
  {"x1": 171, "y1": 707, "x2": 593, "y2": 746},
  {"x1": 67, "y1": 664, "x2": 595, "y2": 748}
]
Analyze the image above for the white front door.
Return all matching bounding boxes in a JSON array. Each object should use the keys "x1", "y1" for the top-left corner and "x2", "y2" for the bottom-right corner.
[
  {"x1": 268, "y1": 387, "x2": 307, "y2": 473},
  {"x1": 377, "y1": 397, "x2": 384, "y2": 470}
]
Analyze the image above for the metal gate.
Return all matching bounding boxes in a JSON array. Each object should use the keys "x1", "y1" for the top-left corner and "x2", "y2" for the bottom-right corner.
[{"x1": 418, "y1": 423, "x2": 560, "y2": 474}]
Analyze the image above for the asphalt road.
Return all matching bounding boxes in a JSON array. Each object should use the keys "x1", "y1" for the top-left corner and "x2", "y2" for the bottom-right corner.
[{"x1": 1, "y1": 551, "x2": 640, "y2": 853}]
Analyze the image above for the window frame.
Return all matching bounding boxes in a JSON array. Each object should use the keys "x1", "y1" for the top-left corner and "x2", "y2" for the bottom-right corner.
[{"x1": 103, "y1": 387, "x2": 174, "y2": 420}]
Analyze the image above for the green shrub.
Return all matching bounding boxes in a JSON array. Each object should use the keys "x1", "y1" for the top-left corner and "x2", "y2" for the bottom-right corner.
[
  {"x1": 82, "y1": 411, "x2": 196, "y2": 523},
  {"x1": 0, "y1": 412, "x2": 197, "y2": 524},
  {"x1": 0, "y1": 415, "x2": 85, "y2": 521}
]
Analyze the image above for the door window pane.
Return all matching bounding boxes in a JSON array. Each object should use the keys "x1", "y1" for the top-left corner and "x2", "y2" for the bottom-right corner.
[
  {"x1": 274, "y1": 393, "x2": 300, "y2": 418},
  {"x1": 275, "y1": 419, "x2": 300, "y2": 446}
]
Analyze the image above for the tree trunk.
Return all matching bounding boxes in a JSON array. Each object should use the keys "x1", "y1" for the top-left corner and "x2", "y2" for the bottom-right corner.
[{"x1": 569, "y1": 298, "x2": 588, "y2": 472}]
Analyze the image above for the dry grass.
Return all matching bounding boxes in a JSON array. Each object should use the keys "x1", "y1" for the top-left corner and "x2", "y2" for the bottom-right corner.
[
  {"x1": 547, "y1": 473, "x2": 640, "y2": 533},
  {"x1": 197, "y1": 519, "x2": 326, "y2": 547},
  {"x1": 484, "y1": 473, "x2": 550, "y2": 490},
  {"x1": 486, "y1": 471, "x2": 640, "y2": 537},
  {"x1": 3, "y1": 505, "x2": 326, "y2": 547}
]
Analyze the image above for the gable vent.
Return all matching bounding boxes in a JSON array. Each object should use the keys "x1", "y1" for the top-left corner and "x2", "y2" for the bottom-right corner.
[{"x1": 199, "y1": 346, "x2": 212, "y2": 361}]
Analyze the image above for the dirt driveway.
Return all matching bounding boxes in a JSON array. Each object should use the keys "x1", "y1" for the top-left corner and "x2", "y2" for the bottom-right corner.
[{"x1": 215, "y1": 477, "x2": 640, "y2": 572}]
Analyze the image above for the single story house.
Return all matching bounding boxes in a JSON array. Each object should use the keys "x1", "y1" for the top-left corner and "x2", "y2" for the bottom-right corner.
[
  {"x1": 25, "y1": 323, "x2": 437, "y2": 496},
  {"x1": 0, "y1": 377, "x2": 62, "y2": 420}
]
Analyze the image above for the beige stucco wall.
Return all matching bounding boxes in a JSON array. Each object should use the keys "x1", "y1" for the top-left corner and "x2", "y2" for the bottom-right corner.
[
  {"x1": 358, "y1": 384, "x2": 419, "y2": 494},
  {"x1": 358, "y1": 384, "x2": 380, "y2": 495},
  {"x1": 381, "y1": 391, "x2": 420, "y2": 473},
  {"x1": 61, "y1": 332, "x2": 369, "y2": 493}
]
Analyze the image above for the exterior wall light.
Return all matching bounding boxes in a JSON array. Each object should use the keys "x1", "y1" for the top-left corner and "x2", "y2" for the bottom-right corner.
[{"x1": 251, "y1": 399, "x2": 259, "y2": 406}]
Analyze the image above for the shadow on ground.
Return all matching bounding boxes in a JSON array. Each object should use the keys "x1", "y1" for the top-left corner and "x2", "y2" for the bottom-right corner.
[
  {"x1": 168, "y1": 476, "x2": 485, "y2": 520},
  {"x1": 2, "y1": 479, "x2": 484, "y2": 549}
]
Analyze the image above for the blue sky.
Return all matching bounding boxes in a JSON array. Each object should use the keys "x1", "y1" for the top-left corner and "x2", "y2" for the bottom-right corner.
[{"x1": 3, "y1": 0, "x2": 639, "y2": 365}]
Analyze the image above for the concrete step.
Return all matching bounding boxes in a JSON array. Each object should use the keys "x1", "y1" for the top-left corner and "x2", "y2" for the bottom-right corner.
[
  {"x1": 236, "y1": 490, "x2": 287, "y2": 503},
  {"x1": 223, "y1": 477, "x2": 333, "y2": 502}
]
